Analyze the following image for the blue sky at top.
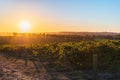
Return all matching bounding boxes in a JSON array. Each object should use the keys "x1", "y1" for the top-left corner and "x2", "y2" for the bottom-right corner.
[{"x1": 0, "y1": 0, "x2": 120, "y2": 32}]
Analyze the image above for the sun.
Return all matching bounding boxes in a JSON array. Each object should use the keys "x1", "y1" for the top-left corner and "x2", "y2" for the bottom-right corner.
[{"x1": 19, "y1": 21, "x2": 31, "y2": 32}]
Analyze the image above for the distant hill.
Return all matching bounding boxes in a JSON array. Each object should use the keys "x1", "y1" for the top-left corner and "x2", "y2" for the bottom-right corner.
[{"x1": 58, "y1": 32, "x2": 120, "y2": 36}]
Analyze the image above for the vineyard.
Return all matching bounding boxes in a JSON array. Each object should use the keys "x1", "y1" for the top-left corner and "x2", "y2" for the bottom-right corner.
[{"x1": 0, "y1": 40, "x2": 120, "y2": 72}]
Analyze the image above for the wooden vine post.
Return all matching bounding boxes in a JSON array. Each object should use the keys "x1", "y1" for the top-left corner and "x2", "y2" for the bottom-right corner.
[{"x1": 93, "y1": 53, "x2": 98, "y2": 80}]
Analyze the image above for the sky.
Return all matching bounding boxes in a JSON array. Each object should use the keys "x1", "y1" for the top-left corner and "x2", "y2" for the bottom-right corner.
[{"x1": 0, "y1": 0, "x2": 120, "y2": 33}]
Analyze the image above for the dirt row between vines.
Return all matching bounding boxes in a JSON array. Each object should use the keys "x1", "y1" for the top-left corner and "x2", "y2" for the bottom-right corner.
[{"x1": 0, "y1": 54, "x2": 70, "y2": 80}]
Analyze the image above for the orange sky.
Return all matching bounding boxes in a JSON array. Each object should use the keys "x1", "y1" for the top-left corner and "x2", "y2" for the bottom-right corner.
[{"x1": 0, "y1": 0, "x2": 120, "y2": 33}]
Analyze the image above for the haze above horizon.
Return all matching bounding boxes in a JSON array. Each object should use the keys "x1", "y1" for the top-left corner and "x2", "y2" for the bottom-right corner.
[{"x1": 0, "y1": 0, "x2": 120, "y2": 33}]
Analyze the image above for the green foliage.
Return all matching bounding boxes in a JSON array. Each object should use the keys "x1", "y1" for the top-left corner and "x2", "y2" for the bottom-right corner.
[{"x1": 0, "y1": 40, "x2": 120, "y2": 71}]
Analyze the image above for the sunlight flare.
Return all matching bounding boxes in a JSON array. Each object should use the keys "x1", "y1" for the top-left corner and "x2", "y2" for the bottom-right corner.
[{"x1": 19, "y1": 21, "x2": 31, "y2": 32}]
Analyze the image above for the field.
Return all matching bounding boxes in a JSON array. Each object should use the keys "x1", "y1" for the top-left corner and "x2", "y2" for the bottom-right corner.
[{"x1": 0, "y1": 33, "x2": 120, "y2": 80}]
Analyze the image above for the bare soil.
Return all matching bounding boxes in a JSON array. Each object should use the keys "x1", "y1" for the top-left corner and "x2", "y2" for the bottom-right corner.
[{"x1": 0, "y1": 55, "x2": 70, "y2": 80}]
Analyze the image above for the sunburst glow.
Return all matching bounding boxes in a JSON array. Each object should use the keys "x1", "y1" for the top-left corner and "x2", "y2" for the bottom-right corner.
[{"x1": 19, "y1": 21, "x2": 31, "y2": 32}]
